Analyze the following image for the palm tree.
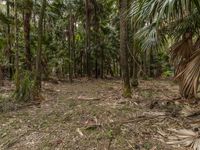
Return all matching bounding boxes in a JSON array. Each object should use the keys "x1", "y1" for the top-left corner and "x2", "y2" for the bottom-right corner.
[{"x1": 130, "y1": 0, "x2": 200, "y2": 99}]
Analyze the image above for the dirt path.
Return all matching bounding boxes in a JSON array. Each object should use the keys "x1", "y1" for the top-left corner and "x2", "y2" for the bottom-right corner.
[{"x1": 0, "y1": 79, "x2": 195, "y2": 150}]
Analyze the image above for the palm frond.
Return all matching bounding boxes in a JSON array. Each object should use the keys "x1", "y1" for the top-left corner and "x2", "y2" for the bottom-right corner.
[
  {"x1": 165, "y1": 128, "x2": 200, "y2": 150},
  {"x1": 130, "y1": 0, "x2": 200, "y2": 98},
  {"x1": 176, "y1": 49, "x2": 200, "y2": 98},
  {"x1": 170, "y1": 34, "x2": 193, "y2": 68},
  {"x1": 134, "y1": 22, "x2": 168, "y2": 52}
]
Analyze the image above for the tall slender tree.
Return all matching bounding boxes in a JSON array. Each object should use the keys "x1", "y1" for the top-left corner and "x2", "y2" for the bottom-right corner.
[
  {"x1": 14, "y1": 0, "x2": 20, "y2": 93},
  {"x1": 6, "y1": 0, "x2": 12, "y2": 79},
  {"x1": 119, "y1": 0, "x2": 131, "y2": 97},
  {"x1": 68, "y1": 13, "x2": 73, "y2": 83},
  {"x1": 85, "y1": 0, "x2": 91, "y2": 77},
  {"x1": 24, "y1": 0, "x2": 33, "y2": 70},
  {"x1": 35, "y1": 0, "x2": 46, "y2": 93},
  {"x1": 0, "y1": 64, "x2": 3, "y2": 86}
]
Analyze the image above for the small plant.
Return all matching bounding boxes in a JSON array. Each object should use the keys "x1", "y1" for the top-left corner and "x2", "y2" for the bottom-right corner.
[
  {"x1": 14, "y1": 71, "x2": 35, "y2": 102},
  {"x1": 162, "y1": 70, "x2": 173, "y2": 77},
  {"x1": 143, "y1": 142, "x2": 153, "y2": 150}
]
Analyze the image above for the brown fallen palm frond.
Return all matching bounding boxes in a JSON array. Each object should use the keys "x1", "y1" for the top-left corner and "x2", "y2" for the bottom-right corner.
[
  {"x1": 166, "y1": 129, "x2": 200, "y2": 150},
  {"x1": 158, "y1": 128, "x2": 200, "y2": 149}
]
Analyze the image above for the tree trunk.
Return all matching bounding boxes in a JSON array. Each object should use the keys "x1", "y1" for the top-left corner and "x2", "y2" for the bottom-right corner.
[
  {"x1": 6, "y1": 0, "x2": 13, "y2": 79},
  {"x1": 85, "y1": 0, "x2": 91, "y2": 77},
  {"x1": 142, "y1": 50, "x2": 147, "y2": 79},
  {"x1": 119, "y1": 0, "x2": 131, "y2": 97},
  {"x1": 33, "y1": 0, "x2": 37, "y2": 28},
  {"x1": 72, "y1": 16, "x2": 76, "y2": 77},
  {"x1": 131, "y1": 47, "x2": 139, "y2": 87},
  {"x1": 0, "y1": 65, "x2": 3, "y2": 86},
  {"x1": 100, "y1": 48, "x2": 104, "y2": 79},
  {"x1": 80, "y1": 51, "x2": 83, "y2": 77},
  {"x1": 68, "y1": 13, "x2": 73, "y2": 83},
  {"x1": 14, "y1": 0, "x2": 20, "y2": 93},
  {"x1": 94, "y1": 2, "x2": 99, "y2": 79},
  {"x1": 24, "y1": 0, "x2": 33, "y2": 70},
  {"x1": 35, "y1": 0, "x2": 46, "y2": 92}
]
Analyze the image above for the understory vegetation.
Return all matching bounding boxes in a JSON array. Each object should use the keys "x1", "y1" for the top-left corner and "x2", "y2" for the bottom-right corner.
[{"x1": 1, "y1": 0, "x2": 200, "y2": 149}]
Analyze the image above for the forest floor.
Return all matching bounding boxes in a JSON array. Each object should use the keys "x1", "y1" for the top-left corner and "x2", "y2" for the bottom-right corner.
[{"x1": 0, "y1": 78, "x2": 200, "y2": 150}]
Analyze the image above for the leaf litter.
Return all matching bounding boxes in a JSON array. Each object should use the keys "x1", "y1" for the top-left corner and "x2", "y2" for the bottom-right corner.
[{"x1": 0, "y1": 79, "x2": 200, "y2": 149}]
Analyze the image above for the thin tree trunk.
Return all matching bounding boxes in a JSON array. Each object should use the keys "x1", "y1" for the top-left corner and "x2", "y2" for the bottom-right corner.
[
  {"x1": 80, "y1": 51, "x2": 83, "y2": 77},
  {"x1": 119, "y1": 0, "x2": 131, "y2": 97},
  {"x1": 35, "y1": 0, "x2": 46, "y2": 92},
  {"x1": 85, "y1": 0, "x2": 91, "y2": 77},
  {"x1": 95, "y1": 58, "x2": 98, "y2": 79},
  {"x1": 94, "y1": 2, "x2": 99, "y2": 79},
  {"x1": 24, "y1": 0, "x2": 33, "y2": 70},
  {"x1": 113, "y1": 59, "x2": 116, "y2": 76},
  {"x1": 116, "y1": 60, "x2": 119, "y2": 77},
  {"x1": 6, "y1": 0, "x2": 13, "y2": 79},
  {"x1": 33, "y1": 0, "x2": 37, "y2": 28},
  {"x1": 149, "y1": 49, "x2": 153, "y2": 77},
  {"x1": 95, "y1": 29, "x2": 98, "y2": 79},
  {"x1": 128, "y1": 0, "x2": 133, "y2": 78},
  {"x1": 14, "y1": 0, "x2": 20, "y2": 93},
  {"x1": 68, "y1": 13, "x2": 73, "y2": 83},
  {"x1": 100, "y1": 48, "x2": 104, "y2": 79},
  {"x1": 142, "y1": 50, "x2": 147, "y2": 78},
  {"x1": 0, "y1": 65, "x2": 3, "y2": 86},
  {"x1": 72, "y1": 16, "x2": 76, "y2": 77},
  {"x1": 131, "y1": 47, "x2": 139, "y2": 87}
]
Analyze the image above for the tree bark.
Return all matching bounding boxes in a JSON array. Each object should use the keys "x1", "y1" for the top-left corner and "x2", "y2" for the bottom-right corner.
[
  {"x1": 14, "y1": 0, "x2": 20, "y2": 93},
  {"x1": 131, "y1": 47, "x2": 139, "y2": 87},
  {"x1": 35, "y1": 0, "x2": 46, "y2": 92},
  {"x1": 100, "y1": 48, "x2": 104, "y2": 79},
  {"x1": 119, "y1": 0, "x2": 131, "y2": 97},
  {"x1": 85, "y1": 0, "x2": 91, "y2": 77},
  {"x1": 68, "y1": 13, "x2": 73, "y2": 83},
  {"x1": 6, "y1": 0, "x2": 13, "y2": 79},
  {"x1": 0, "y1": 65, "x2": 3, "y2": 86},
  {"x1": 24, "y1": 0, "x2": 33, "y2": 70},
  {"x1": 72, "y1": 16, "x2": 76, "y2": 77}
]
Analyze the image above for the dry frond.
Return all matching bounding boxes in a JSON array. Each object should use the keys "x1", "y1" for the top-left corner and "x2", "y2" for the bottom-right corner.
[
  {"x1": 166, "y1": 129, "x2": 200, "y2": 150},
  {"x1": 169, "y1": 33, "x2": 200, "y2": 98},
  {"x1": 176, "y1": 50, "x2": 200, "y2": 98},
  {"x1": 170, "y1": 35, "x2": 194, "y2": 76}
]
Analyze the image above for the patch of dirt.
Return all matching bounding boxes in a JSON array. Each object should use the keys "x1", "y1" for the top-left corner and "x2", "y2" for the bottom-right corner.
[{"x1": 0, "y1": 79, "x2": 198, "y2": 150}]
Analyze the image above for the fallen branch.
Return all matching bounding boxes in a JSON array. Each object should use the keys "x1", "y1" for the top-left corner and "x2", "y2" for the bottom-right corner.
[
  {"x1": 109, "y1": 114, "x2": 166, "y2": 126},
  {"x1": 77, "y1": 96, "x2": 100, "y2": 101}
]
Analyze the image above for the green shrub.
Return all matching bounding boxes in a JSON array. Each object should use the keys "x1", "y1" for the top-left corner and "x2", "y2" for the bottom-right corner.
[
  {"x1": 162, "y1": 70, "x2": 173, "y2": 77},
  {"x1": 15, "y1": 71, "x2": 35, "y2": 102}
]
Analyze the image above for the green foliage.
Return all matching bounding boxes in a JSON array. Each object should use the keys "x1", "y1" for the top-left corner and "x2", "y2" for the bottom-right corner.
[
  {"x1": 162, "y1": 70, "x2": 173, "y2": 77},
  {"x1": 157, "y1": 51, "x2": 172, "y2": 76},
  {"x1": 14, "y1": 71, "x2": 35, "y2": 102},
  {"x1": 122, "y1": 86, "x2": 132, "y2": 98},
  {"x1": 130, "y1": 0, "x2": 200, "y2": 98},
  {"x1": 0, "y1": 11, "x2": 10, "y2": 24},
  {"x1": 0, "y1": 0, "x2": 175, "y2": 101}
]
